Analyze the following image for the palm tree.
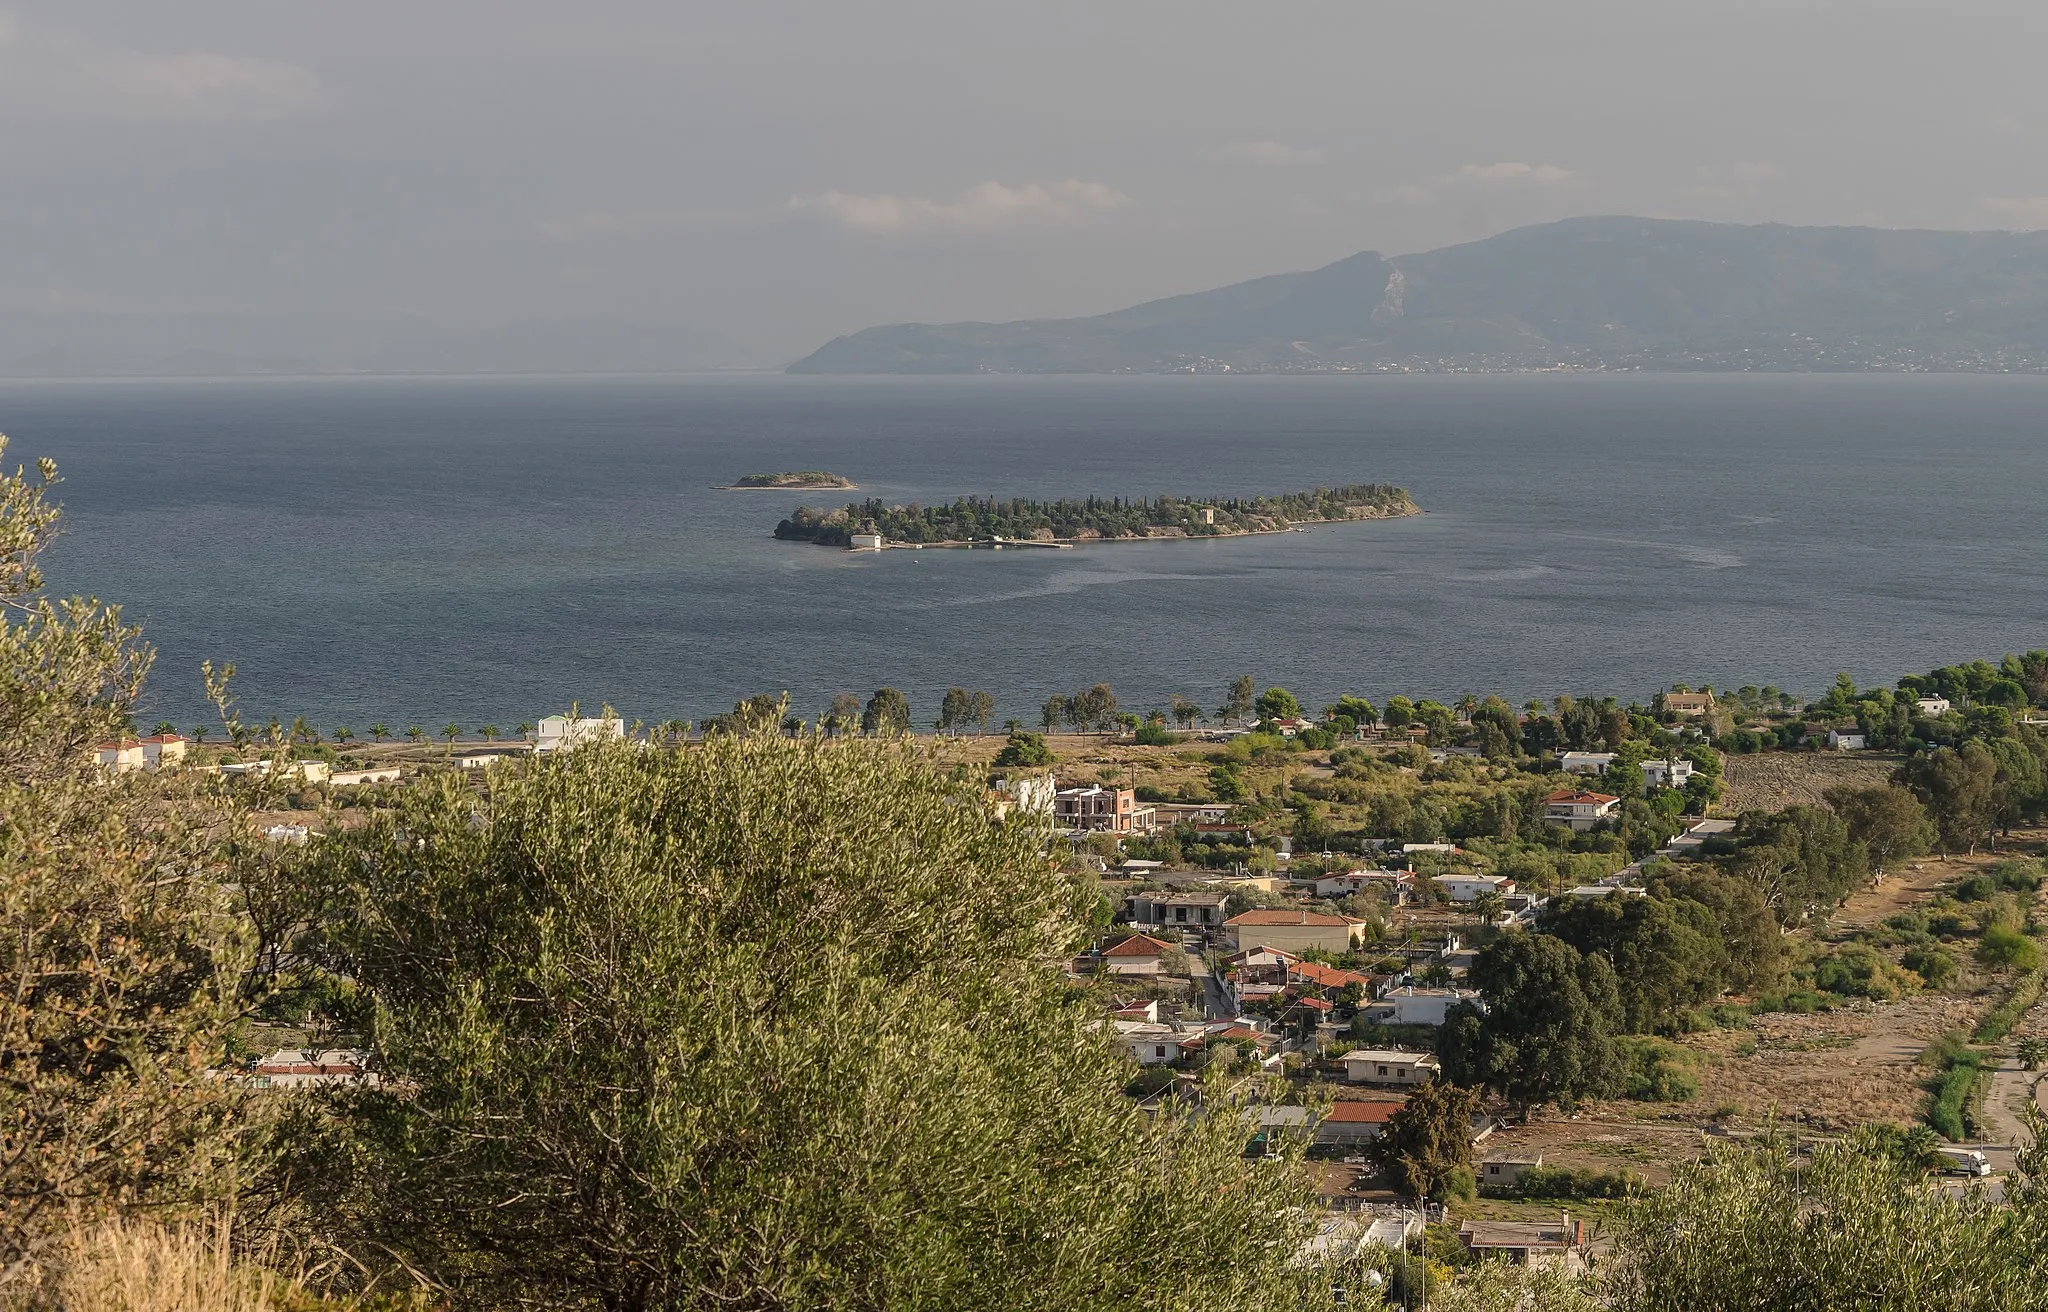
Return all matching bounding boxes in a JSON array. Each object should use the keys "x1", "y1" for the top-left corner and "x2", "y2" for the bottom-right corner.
[
  {"x1": 291, "y1": 716, "x2": 319, "y2": 746},
  {"x1": 443, "y1": 722, "x2": 462, "y2": 755},
  {"x1": 1003, "y1": 718, "x2": 1021, "y2": 734},
  {"x1": 191, "y1": 725, "x2": 209, "y2": 745},
  {"x1": 152, "y1": 721, "x2": 176, "y2": 736},
  {"x1": 480, "y1": 724, "x2": 500, "y2": 744},
  {"x1": 405, "y1": 725, "x2": 425, "y2": 747},
  {"x1": 334, "y1": 727, "x2": 354, "y2": 745},
  {"x1": 517, "y1": 722, "x2": 535, "y2": 742},
  {"x1": 370, "y1": 723, "x2": 389, "y2": 743}
]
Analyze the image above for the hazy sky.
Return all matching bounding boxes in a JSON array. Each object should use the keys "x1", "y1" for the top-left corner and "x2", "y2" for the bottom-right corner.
[{"x1": 5, "y1": 1, "x2": 2048, "y2": 367}]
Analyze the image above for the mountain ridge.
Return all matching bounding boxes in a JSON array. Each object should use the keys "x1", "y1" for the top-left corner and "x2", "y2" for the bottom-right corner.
[{"x1": 787, "y1": 216, "x2": 2048, "y2": 374}]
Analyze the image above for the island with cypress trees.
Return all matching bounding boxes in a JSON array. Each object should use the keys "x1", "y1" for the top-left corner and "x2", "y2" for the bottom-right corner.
[{"x1": 772, "y1": 483, "x2": 1419, "y2": 548}]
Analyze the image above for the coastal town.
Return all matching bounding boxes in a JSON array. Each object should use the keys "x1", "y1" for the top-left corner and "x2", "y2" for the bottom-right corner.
[{"x1": 97, "y1": 656, "x2": 2048, "y2": 1281}]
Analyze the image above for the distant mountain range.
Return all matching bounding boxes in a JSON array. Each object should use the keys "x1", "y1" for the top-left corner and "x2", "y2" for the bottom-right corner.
[{"x1": 787, "y1": 217, "x2": 2048, "y2": 374}]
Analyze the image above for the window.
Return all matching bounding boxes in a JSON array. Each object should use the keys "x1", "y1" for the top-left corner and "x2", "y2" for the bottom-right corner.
[{"x1": 1155, "y1": 1046, "x2": 1167, "y2": 1058}]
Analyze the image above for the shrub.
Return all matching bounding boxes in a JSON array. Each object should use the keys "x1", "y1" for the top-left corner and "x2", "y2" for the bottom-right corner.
[
  {"x1": 1133, "y1": 722, "x2": 1179, "y2": 747},
  {"x1": 1813, "y1": 945, "x2": 1911, "y2": 1001},
  {"x1": 1487, "y1": 1164, "x2": 1642, "y2": 1200},
  {"x1": 1624, "y1": 1038, "x2": 1699, "y2": 1102},
  {"x1": 1903, "y1": 944, "x2": 1958, "y2": 990},
  {"x1": 1977, "y1": 925, "x2": 2043, "y2": 972}
]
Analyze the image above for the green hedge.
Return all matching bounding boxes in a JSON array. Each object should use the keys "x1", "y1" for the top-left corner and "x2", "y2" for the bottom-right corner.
[{"x1": 1974, "y1": 963, "x2": 2046, "y2": 1044}]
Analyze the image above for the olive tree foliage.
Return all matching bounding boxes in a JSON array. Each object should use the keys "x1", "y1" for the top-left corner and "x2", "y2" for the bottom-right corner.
[
  {"x1": 293, "y1": 734, "x2": 1346, "y2": 1312},
  {"x1": 1606, "y1": 1126, "x2": 2048, "y2": 1312},
  {"x1": 0, "y1": 439, "x2": 257, "y2": 1264}
]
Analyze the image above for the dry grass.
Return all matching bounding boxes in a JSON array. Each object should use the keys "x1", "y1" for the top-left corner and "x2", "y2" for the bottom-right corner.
[
  {"x1": 15, "y1": 1216, "x2": 325, "y2": 1312},
  {"x1": 1716, "y1": 750, "x2": 1902, "y2": 814}
]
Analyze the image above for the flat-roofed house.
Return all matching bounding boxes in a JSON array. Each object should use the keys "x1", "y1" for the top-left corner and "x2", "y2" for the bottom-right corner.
[
  {"x1": 1362, "y1": 986, "x2": 1482, "y2": 1028},
  {"x1": 1480, "y1": 1153, "x2": 1544, "y2": 1188},
  {"x1": 1435, "y1": 873, "x2": 1516, "y2": 903},
  {"x1": 1055, "y1": 784, "x2": 1138, "y2": 833},
  {"x1": 1127, "y1": 889, "x2": 1231, "y2": 929},
  {"x1": 1342, "y1": 1049, "x2": 1440, "y2": 1086},
  {"x1": 1459, "y1": 1219, "x2": 1585, "y2": 1272}
]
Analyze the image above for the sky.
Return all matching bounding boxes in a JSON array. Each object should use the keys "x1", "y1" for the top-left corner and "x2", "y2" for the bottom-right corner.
[{"x1": 4, "y1": 0, "x2": 2048, "y2": 370}]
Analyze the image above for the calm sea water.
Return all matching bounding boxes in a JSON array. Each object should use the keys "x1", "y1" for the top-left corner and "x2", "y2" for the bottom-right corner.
[{"x1": 7, "y1": 372, "x2": 2047, "y2": 732}]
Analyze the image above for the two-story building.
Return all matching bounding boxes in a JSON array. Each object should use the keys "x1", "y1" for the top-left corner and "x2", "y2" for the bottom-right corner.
[
  {"x1": 1055, "y1": 785, "x2": 1139, "y2": 832},
  {"x1": 1361, "y1": 986, "x2": 1482, "y2": 1028},
  {"x1": 1543, "y1": 790, "x2": 1621, "y2": 831}
]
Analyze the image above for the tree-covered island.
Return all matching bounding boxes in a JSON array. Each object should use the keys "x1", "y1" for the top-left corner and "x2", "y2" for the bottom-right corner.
[
  {"x1": 773, "y1": 482, "x2": 1418, "y2": 547},
  {"x1": 726, "y1": 470, "x2": 857, "y2": 489}
]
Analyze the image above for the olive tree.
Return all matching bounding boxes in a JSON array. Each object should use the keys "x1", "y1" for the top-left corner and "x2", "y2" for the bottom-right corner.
[
  {"x1": 0, "y1": 438, "x2": 258, "y2": 1262},
  {"x1": 298, "y1": 733, "x2": 1349, "y2": 1312}
]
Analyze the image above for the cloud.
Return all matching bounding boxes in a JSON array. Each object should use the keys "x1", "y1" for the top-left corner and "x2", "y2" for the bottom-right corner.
[
  {"x1": 1982, "y1": 196, "x2": 2048, "y2": 228},
  {"x1": 1379, "y1": 161, "x2": 1574, "y2": 205},
  {"x1": 789, "y1": 179, "x2": 1134, "y2": 235},
  {"x1": 1213, "y1": 140, "x2": 1325, "y2": 166},
  {"x1": 0, "y1": 14, "x2": 324, "y2": 119}
]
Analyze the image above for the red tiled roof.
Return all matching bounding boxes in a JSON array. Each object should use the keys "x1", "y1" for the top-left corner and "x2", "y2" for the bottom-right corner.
[
  {"x1": 1226, "y1": 909, "x2": 1360, "y2": 927},
  {"x1": 1544, "y1": 790, "x2": 1619, "y2": 805},
  {"x1": 141, "y1": 733, "x2": 187, "y2": 743},
  {"x1": 95, "y1": 738, "x2": 142, "y2": 750},
  {"x1": 1290, "y1": 962, "x2": 1374, "y2": 989},
  {"x1": 1103, "y1": 934, "x2": 1173, "y2": 957},
  {"x1": 1325, "y1": 1099, "x2": 1405, "y2": 1124}
]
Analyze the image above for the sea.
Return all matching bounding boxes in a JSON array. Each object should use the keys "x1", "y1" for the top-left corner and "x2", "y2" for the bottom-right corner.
[{"x1": 7, "y1": 371, "x2": 2047, "y2": 734}]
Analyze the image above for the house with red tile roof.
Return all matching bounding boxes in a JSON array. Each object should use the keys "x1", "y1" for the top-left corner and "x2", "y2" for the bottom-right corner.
[
  {"x1": 1224, "y1": 908, "x2": 1370, "y2": 954},
  {"x1": 1099, "y1": 933, "x2": 1179, "y2": 977},
  {"x1": 1315, "y1": 1098, "x2": 1407, "y2": 1145},
  {"x1": 1542, "y1": 790, "x2": 1621, "y2": 832}
]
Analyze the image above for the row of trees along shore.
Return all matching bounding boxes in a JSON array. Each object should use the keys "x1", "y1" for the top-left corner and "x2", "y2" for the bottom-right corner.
[
  {"x1": 772, "y1": 482, "x2": 1417, "y2": 545},
  {"x1": 9, "y1": 436, "x2": 2048, "y2": 1309}
]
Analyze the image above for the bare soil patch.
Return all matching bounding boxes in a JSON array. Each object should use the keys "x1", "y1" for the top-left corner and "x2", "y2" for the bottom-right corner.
[{"x1": 1717, "y1": 750, "x2": 1903, "y2": 814}]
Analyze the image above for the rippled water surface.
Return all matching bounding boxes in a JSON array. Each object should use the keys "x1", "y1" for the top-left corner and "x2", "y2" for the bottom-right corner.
[{"x1": 10, "y1": 372, "x2": 2047, "y2": 729}]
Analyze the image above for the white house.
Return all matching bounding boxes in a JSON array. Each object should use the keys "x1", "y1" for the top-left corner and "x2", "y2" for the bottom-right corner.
[
  {"x1": 1313, "y1": 869, "x2": 1415, "y2": 903},
  {"x1": 1362, "y1": 987, "x2": 1482, "y2": 1028},
  {"x1": 1827, "y1": 727, "x2": 1868, "y2": 751},
  {"x1": 848, "y1": 531, "x2": 885, "y2": 551},
  {"x1": 1112, "y1": 1021, "x2": 1190, "y2": 1066},
  {"x1": 1558, "y1": 751, "x2": 1615, "y2": 775},
  {"x1": 991, "y1": 772, "x2": 1057, "y2": 821},
  {"x1": 1642, "y1": 757, "x2": 1695, "y2": 788},
  {"x1": 535, "y1": 714, "x2": 626, "y2": 752},
  {"x1": 1543, "y1": 790, "x2": 1621, "y2": 831},
  {"x1": 1915, "y1": 697, "x2": 1951, "y2": 717},
  {"x1": 1342, "y1": 1049, "x2": 1440, "y2": 1086},
  {"x1": 248, "y1": 1048, "x2": 376, "y2": 1089},
  {"x1": 1563, "y1": 884, "x2": 1648, "y2": 899},
  {"x1": 95, "y1": 738, "x2": 146, "y2": 774},
  {"x1": 1435, "y1": 873, "x2": 1516, "y2": 904}
]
